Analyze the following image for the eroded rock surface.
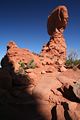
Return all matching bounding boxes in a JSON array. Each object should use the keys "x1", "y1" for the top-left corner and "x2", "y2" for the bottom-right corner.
[{"x1": 0, "y1": 42, "x2": 80, "y2": 120}]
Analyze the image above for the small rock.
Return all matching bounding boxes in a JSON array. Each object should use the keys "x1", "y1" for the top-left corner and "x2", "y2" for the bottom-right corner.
[
  {"x1": 46, "y1": 61, "x2": 53, "y2": 65},
  {"x1": 41, "y1": 70, "x2": 46, "y2": 74},
  {"x1": 73, "y1": 79, "x2": 80, "y2": 99},
  {"x1": 28, "y1": 72, "x2": 37, "y2": 85},
  {"x1": 46, "y1": 67, "x2": 54, "y2": 73},
  {"x1": 59, "y1": 66, "x2": 67, "y2": 72},
  {"x1": 42, "y1": 61, "x2": 46, "y2": 66},
  {"x1": 58, "y1": 59, "x2": 63, "y2": 65},
  {"x1": 25, "y1": 69, "x2": 33, "y2": 73}
]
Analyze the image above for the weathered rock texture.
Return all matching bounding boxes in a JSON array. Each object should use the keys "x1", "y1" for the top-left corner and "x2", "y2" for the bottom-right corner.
[
  {"x1": 0, "y1": 42, "x2": 80, "y2": 120},
  {"x1": 0, "y1": 5, "x2": 80, "y2": 120},
  {"x1": 41, "y1": 6, "x2": 68, "y2": 67}
]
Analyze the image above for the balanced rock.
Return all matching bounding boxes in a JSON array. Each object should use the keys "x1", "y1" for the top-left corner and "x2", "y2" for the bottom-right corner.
[{"x1": 41, "y1": 6, "x2": 68, "y2": 67}]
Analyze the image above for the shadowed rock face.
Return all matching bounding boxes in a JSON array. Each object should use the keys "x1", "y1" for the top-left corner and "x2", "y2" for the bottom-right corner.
[
  {"x1": 0, "y1": 5, "x2": 80, "y2": 120},
  {"x1": 41, "y1": 6, "x2": 68, "y2": 67}
]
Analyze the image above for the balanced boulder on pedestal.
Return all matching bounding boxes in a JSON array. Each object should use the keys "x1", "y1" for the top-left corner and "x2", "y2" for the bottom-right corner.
[{"x1": 41, "y1": 6, "x2": 68, "y2": 67}]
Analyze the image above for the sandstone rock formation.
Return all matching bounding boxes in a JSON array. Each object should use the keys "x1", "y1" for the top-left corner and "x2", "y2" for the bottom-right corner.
[
  {"x1": 41, "y1": 6, "x2": 68, "y2": 68},
  {"x1": 0, "y1": 5, "x2": 80, "y2": 120},
  {"x1": 0, "y1": 42, "x2": 80, "y2": 120}
]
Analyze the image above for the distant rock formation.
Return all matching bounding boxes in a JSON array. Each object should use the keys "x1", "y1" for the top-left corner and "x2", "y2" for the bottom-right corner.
[
  {"x1": 41, "y1": 6, "x2": 68, "y2": 67},
  {"x1": 0, "y1": 6, "x2": 80, "y2": 120}
]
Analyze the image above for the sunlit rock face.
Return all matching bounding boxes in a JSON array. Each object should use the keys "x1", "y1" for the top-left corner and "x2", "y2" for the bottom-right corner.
[{"x1": 41, "y1": 6, "x2": 68, "y2": 67}]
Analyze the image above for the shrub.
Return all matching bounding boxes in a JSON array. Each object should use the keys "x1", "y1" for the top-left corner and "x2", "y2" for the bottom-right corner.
[
  {"x1": 65, "y1": 59, "x2": 74, "y2": 68},
  {"x1": 65, "y1": 51, "x2": 80, "y2": 70},
  {"x1": 65, "y1": 59, "x2": 80, "y2": 69},
  {"x1": 73, "y1": 59, "x2": 80, "y2": 66},
  {"x1": 16, "y1": 60, "x2": 36, "y2": 84},
  {"x1": 18, "y1": 60, "x2": 25, "y2": 69},
  {"x1": 18, "y1": 59, "x2": 36, "y2": 75},
  {"x1": 26, "y1": 59, "x2": 36, "y2": 69},
  {"x1": 68, "y1": 50, "x2": 78, "y2": 61},
  {"x1": 17, "y1": 67, "x2": 26, "y2": 75}
]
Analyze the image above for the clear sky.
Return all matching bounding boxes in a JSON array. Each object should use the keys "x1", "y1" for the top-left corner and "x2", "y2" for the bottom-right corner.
[{"x1": 0, "y1": 0, "x2": 80, "y2": 60}]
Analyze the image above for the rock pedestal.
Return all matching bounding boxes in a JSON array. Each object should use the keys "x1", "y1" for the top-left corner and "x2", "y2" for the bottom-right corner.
[{"x1": 41, "y1": 31, "x2": 67, "y2": 66}]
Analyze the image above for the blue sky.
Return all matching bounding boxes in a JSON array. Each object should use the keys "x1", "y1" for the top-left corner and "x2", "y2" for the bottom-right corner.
[{"x1": 0, "y1": 0, "x2": 80, "y2": 60}]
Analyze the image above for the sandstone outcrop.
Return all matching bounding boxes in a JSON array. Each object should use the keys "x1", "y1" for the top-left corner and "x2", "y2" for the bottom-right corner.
[
  {"x1": 0, "y1": 5, "x2": 80, "y2": 120},
  {"x1": 0, "y1": 42, "x2": 80, "y2": 120},
  {"x1": 41, "y1": 6, "x2": 68, "y2": 68}
]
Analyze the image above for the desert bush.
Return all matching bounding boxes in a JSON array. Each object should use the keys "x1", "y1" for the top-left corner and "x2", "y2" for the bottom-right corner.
[
  {"x1": 73, "y1": 59, "x2": 80, "y2": 66},
  {"x1": 18, "y1": 60, "x2": 26, "y2": 69},
  {"x1": 18, "y1": 59, "x2": 36, "y2": 75},
  {"x1": 26, "y1": 59, "x2": 36, "y2": 69},
  {"x1": 68, "y1": 50, "x2": 78, "y2": 61},
  {"x1": 17, "y1": 67, "x2": 26, "y2": 75},
  {"x1": 18, "y1": 60, "x2": 26, "y2": 75},
  {"x1": 65, "y1": 51, "x2": 80, "y2": 70}
]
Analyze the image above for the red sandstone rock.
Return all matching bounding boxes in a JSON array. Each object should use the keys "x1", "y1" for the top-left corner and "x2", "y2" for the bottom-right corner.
[
  {"x1": 41, "y1": 6, "x2": 68, "y2": 69},
  {"x1": 0, "y1": 41, "x2": 80, "y2": 120},
  {"x1": 25, "y1": 69, "x2": 33, "y2": 73},
  {"x1": 0, "y1": 5, "x2": 80, "y2": 120},
  {"x1": 41, "y1": 70, "x2": 46, "y2": 74},
  {"x1": 73, "y1": 79, "x2": 80, "y2": 99},
  {"x1": 41, "y1": 30, "x2": 67, "y2": 68},
  {"x1": 59, "y1": 66, "x2": 67, "y2": 72},
  {"x1": 56, "y1": 105, "x2": 65, "y2": 120},
  {"x1": 7, "y1": 41, "x2": 18, "y2": 50},
  {"x1": 46, "y1": 67, "x2": 54, "y2": 73},
  {"x1": 47, "y1": 6, "x2": 68, "y2": 35}
]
